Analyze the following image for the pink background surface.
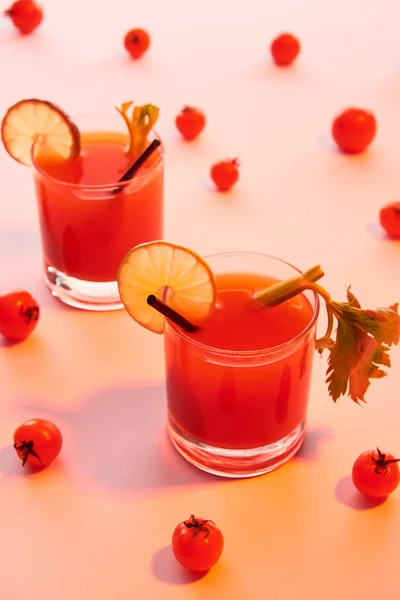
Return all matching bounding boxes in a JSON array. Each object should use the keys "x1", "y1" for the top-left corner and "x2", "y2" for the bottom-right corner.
[{"x1": 1, "y1": 0, "x2": 400, "y2": 598}]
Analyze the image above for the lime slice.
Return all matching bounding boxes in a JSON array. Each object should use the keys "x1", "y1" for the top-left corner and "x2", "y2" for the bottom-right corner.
[
  {"x1": 1, "y1": 98, "x2": 80, "y2": 166},
  {"x1": 118, "y1": 241, "x2": 217, "y2": 334}
]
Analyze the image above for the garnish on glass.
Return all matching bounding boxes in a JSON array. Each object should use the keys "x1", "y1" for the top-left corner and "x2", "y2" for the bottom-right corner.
[
  {"x1": 254, "y1": 270, "x2": 400, "y2": 404},
  {"x1": 116, "y1": 100, "x2": 159, "y2": 158},
  {"x1": 1, "y1": 98, "x2": 81, "y2": 166},
  {"x1": 117, "y1": 241, "x2": 216, "y2": 335},
  {"x1": 111, "y1": 101, "x2": 161, "y2": 192},
  {"x1": 117, "y1": 240, "x2": 400, "y2": 404},
  {"x1": 1, "y1": 98, "x2": 161, "y2": 187}
]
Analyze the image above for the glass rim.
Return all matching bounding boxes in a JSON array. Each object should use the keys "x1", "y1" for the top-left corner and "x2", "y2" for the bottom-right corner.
[
  {"x1": 30, "y1": 117, "x2": 164, "y2": 191},
  {"x1": 167, "y1": 251, "x2": 320, "y2": 358}
]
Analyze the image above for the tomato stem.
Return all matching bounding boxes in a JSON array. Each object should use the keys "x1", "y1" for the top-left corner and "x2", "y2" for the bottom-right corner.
[
  {"x1": 14, "y1": 440, "x2": 42, "y2": 467},
  {"x1": 19, "y1": 304, "x2": 39, "y2": 324},
  {"x1": 373, "y1": 447, "x2": 400, "y2": 475},
  {"x1": 184, "y1": 515, "x2": 215, "y2": 539}
]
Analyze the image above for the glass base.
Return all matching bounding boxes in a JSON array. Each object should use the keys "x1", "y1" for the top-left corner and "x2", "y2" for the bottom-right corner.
[
  {"x1": 45, "y1": 265, "x2": 123, "y2": 311},
  {"x1": 168, "y1": 417, "x2": 306, "y2": 478}
]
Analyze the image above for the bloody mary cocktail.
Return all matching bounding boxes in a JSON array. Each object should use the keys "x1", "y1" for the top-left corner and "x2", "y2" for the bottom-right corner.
[
  {"x1": 32, "y1": 115, "x2": 163, "y2": 310},
  {"x1": 118, "y1": 240, "x2": 399, "y2": 477},
  {"x1": 1, "y1": 98, "x2": 163, "y2": 310},
  {"x1": 164, "y1": 252, "x2": 319, "y2": 477}
]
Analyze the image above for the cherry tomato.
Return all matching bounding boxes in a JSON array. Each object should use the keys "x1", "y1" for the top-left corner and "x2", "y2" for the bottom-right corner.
[
  {"x1": 4, "y1": 0, "x2": 43, "y2": 34},
  {"x1": 124, "y1": 28, "x2": 150, "y2": 59},
  {"x1": 172, "y1": 515, "x2": 224, "y2": 571},
  {"x1": 0, "y1": 290, "x2": 40, "y2": 341},
  {"x1": 352, "y1": 448, "x2": 400, "y2": 498},
  {"x1": 175, "y1": 106, "x2": 206, "y2": 141},
  {"x1": 210, "y1": 158, "x2": 239, "y2": 192},
  {"x1": 14, "y1": 419, "x2": 62, "y2": 467},
  {"x1": 379, "y1": 202, "x2": 400, "y2": 239},
  {"x1": 270, "y1": 33, "x2": 300, "y2": 66},
  {"x1": 332, "y1": 107, "x2": 377, "y2": 153}
]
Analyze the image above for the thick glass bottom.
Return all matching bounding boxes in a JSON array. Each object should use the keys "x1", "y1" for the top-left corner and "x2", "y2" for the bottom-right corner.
[
  {"x1": 45, "y1": 265, "x2": 123, "y2": 311},
  {"x1": 168, "y1": 416, "x2": 306, "y2": 478}
]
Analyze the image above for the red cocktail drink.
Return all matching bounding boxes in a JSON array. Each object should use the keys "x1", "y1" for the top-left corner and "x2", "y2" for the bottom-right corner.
[
  {"x1": 32, "y1": 114, "x2": 163, "y2": 310},
  {"x1": 165, "y1": 252, "x2": 319, "y2": 477}
]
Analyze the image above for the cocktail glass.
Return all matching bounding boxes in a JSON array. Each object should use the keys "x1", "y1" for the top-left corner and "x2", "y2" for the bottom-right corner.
[
  {"x1": 164, "y1": 251, "x2": 319, "y2": 477},
  {"x1": 32, "y1": 114, "x2": 164, "y2": 310}
]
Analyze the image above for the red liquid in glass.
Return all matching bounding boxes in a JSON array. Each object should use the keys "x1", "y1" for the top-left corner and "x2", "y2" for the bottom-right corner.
[
  {"x1": 165, "y1": 272, "x2": 315, "y2": 449},
  {"x1": 34, "y1": 131, "x2": 163, "y2": 282}
]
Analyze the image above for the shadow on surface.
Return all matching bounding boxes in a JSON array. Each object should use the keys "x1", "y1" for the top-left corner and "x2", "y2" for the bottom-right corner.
[
  {"x1": 224, "y1": 56, "x2": 312, "y2": 85},
  {"x1": 0, "y1": 445, "x2": 46, "y2": 478},
  {"x1": 366, "y1": 221, "x2": 400, "y2": 243},
  {"x1": 294, "y1": 426, "x2": 333, "y2": 461},
  {"x1": 0, "y1": 20, "x2": 23, "y2": 45},
  {"x1": 0, "y1": 336, "x2": 26, "y2": 348},
  {"x1": 316, "y1": 134, "x2": 339, "y2": 154},
  {"x1": 0, "y1": 229, "x2": 71, "y2": 311},
  {"x1": 24, "y1": 385, "x2": 220, "y2": 491},
  {"x1": 0, "y1": 446, "x2": 23, "y2": 478},
  {"x1": 0, "y1": 229, "x2": 40, "y2": 260},
  {"x1": 316, "y1": 135, "x2": 376, "y2": 163},
  {"x1": 151, "y1": 545, "x2": 208, "y2": 584},
  {"x1": 335, "y1": 475, "x2": 386, "y2": 510}
]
